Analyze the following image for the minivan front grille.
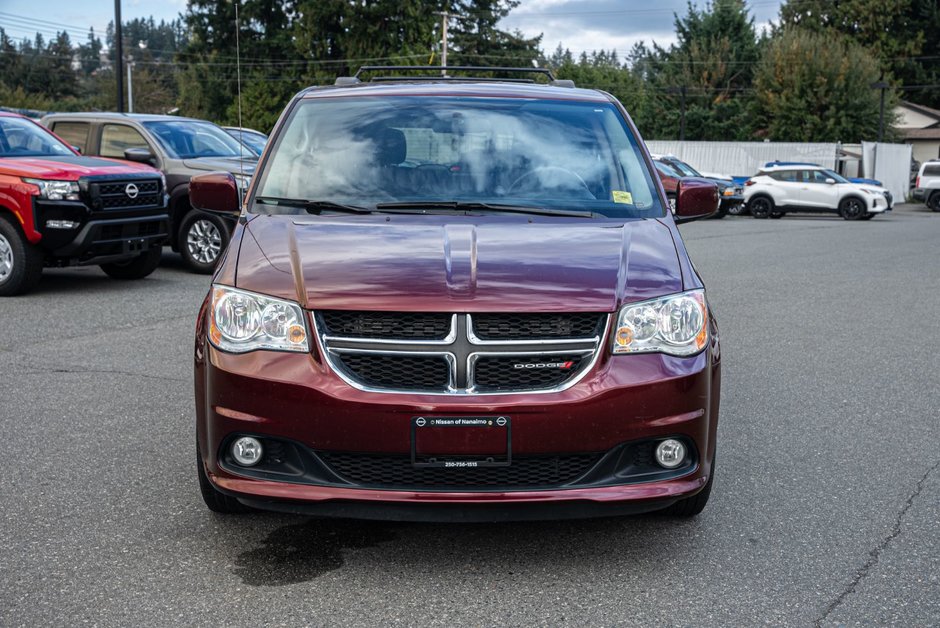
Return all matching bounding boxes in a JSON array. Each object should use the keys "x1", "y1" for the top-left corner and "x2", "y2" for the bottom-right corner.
[{"x1": 316, "y1": 312, "x2": 607, "y2": 395}]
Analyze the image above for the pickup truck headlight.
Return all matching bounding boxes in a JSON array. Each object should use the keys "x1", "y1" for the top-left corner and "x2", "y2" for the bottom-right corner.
[
  {"x1": 612, "y1": 289, "x2": 708, "y2": 356},
  {"x1": 23, "y1": 178, "x2": 80, "y2": 201},
  {"x1": 209, "y1": 285, "x2": 309, "y2": 353}
]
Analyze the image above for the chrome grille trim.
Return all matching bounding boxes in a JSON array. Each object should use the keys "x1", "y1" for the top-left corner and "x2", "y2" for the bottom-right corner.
[{"x1": 314, "y1": 313, "x2": 609, "y2": 396}]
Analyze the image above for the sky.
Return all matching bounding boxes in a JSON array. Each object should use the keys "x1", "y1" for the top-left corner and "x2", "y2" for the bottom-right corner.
[{"x1": 0, "y1": 0, "x2": 785, "y2": 56}]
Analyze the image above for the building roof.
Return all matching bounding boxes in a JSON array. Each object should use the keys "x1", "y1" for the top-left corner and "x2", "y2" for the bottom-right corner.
[
  {"x1": 898, "y1": 100, "x2": 940, "y2": 123},
  {"x1": 902, "y1": 127, "x2": 940, "y2": 140}
]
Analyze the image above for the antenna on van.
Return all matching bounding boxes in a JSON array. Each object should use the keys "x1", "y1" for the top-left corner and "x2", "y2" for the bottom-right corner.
[{"x1": 234, "y1": 0, "x2": 246, "y2": 203}]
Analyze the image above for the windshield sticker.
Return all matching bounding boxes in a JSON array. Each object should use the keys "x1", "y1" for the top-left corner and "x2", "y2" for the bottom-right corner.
[{"x1": 612, "y1": 191, "x2": 633, "y2": 204}]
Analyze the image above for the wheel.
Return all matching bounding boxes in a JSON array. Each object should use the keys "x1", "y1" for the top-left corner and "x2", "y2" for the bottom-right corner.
[
  {"x1": 727, "y1": 202, "x2": 747, "y2": 216},
  {"x1": 711, "y1": 203, "x2": 728, "y2": 219},
  {"x1": 658, "y1": 457, "x2": 715, "y2": 517},
  {"x1": 667, "y1": 194, "x2": 677, "y2": 214},
  {"x1": 769, "y1": 211, "x2": 785, "y2": 219},
  {"x1": 197, "y1": 450, "x2": 253, "y2": 514},
  {"x1": 99, "y1": 246, "x2": 162, "y2": 280},
  {"x1": 928, "y1": 192, "x2": 940, "y2": 212},
  {"x1": 0, "y1": 214, "x2": 44, "y2": 296},
  {"x1": 860, "y1": 213, "x2": 875, "y2": 220},
  {"x1": 749, "y1": 196, "x2": 773, "y2": 219},
  {"x1": 839, "y1": 197, "x2": 866, "y2": 220},
  {"x1": 179, "y1": 210, "x2": 228, "y2": 274}
]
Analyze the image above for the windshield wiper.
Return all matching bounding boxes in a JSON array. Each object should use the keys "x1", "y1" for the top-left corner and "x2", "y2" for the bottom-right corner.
[
  {"x1": 374, "y1": 201, "x2": 599, "y2": 218},
  {"x1": 255, "y1": 196, "x2": 373, "y2": 215}
]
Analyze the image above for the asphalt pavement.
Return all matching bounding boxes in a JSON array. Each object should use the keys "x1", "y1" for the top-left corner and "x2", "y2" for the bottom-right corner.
[{"x1": 1, "y1": 204, "x2": 938, "y2": 626}]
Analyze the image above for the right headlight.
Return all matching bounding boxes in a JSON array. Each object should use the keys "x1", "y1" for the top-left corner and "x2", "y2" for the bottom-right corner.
[
  {"x1": 612, "y1": 289, "x2": 708, "y2": 356},
  {"x1": 209, "y1": 285, "x2": 309, "y2": 353}
]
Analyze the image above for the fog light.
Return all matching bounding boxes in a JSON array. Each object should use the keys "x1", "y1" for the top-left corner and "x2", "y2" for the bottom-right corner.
[
  {"x1": 655, "y1": 439, "x2": 687, "y2": 469},
  {"x1": 46, "y1": 220, "x2": 79, "y2": 229},
  {"x1": 231, "y1": 436, "x2": 263, "y2": 466}
]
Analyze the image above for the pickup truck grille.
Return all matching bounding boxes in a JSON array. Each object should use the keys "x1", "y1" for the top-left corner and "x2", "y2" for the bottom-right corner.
[
  {"x1": 88, "y1": 178, "x2": 163, "y2": 210},
  {"x1": 315, "y1": 312, "x2": 607, "y2": 395}
]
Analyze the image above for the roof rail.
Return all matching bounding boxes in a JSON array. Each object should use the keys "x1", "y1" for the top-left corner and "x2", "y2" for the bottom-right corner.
[{"x1": 334, "y1": 65, "x2": 575, "y2": 88}]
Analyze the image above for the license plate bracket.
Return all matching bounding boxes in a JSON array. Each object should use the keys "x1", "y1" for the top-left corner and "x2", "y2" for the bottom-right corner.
[{"x1": 410, "y1": 416, "x2": 511, "y2": 468}]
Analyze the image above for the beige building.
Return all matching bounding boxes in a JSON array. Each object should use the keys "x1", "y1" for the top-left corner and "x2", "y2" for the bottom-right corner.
[{"x1": 895, "y1": 100, "x2": 940, "y2": 164}]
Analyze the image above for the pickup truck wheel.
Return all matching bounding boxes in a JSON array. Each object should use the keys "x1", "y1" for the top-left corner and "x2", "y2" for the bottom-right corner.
[
  {"x1": 180, "y1": 211, "x2": 228, "y2": 274},
  {"x1": 928, "y1": 192, "x2": 940, "y2": 212},
  {"x1": 657, "y1": 457, "x2": 714, "y2": 517},
  {"x1": 749, "y1": 197, "x2": 772, "y2": 219},
  {"x1": 0, "y1": 215, "x2": 43, "y2": 296},
  {"x1": 712, "y1": 204, "x2": 729, "y2": 219},
  {"x1": 99, "y1": 246, "x2": 162, "y2": 280},
  {"x1": 839, "y1": 197, "x2": 865, "y2": 220},
  {"x1": 197, "y1": 450, "x2": 253, "y2": 514}
]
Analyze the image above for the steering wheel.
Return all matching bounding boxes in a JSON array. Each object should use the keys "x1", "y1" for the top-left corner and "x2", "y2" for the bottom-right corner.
[{"x1": 508, "y1": 166, "x2": 593, "y2": 198}]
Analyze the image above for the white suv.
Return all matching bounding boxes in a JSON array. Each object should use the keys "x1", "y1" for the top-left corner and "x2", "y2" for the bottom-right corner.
[
  {"x1": 743, "y1": 165, "x2": 891, "y2": 220},
  {"x1": 912, "y1": 160, "x2": 940, "y2": 211}
]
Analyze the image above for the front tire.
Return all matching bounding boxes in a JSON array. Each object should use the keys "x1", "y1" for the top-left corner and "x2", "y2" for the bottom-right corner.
[
  {"x1": 197, "y1": 450, "x2": 253, "y2": 514},
  {"x1": 928, "y1": 192, "x2": 940, "y2": 212},
  {"x1": 99, "y1": 246, "x2": 162, "y2": 280},
  {"x1": 839, "y1": 197, "x2": 866, "y2": 220},
  {"x1": 727, "y1": 202, "x2": 747, "y2": 216},
  {"x1": 749, "y1": 196, "x2": 773, "y2": 219},
  {"x1": 0, "y1": 214, "x2": 44, "y2": 296},
  {"x1": 179, "y1": 210, "x2": 228, "y2": 274}
]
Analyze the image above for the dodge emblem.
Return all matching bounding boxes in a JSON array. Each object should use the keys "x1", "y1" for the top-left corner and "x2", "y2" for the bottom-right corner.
[{"x1": 125, "y1": 183, "x2": 139, "y2": 199}]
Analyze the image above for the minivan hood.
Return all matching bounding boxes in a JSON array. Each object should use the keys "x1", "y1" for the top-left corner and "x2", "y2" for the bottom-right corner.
[
  {"x1": 182, "y1": 156, "x2": 257, "y2": 174},
  {"x1": 235, "y1": 215, "x2": 683, "y2": 312}
]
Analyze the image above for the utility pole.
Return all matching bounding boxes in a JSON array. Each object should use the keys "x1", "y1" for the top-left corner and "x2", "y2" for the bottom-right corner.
[
  {"x1": 126, "y1": 58, "x2": 133, "y2": 113},
  {"x1": 114, "y1": 0, "x2": 124, "y2": 112},
  {"x1": 871, "y1": 80, "x2": 888, "y2": 143},
  {"x1": 440, "y1": 11, "x2": 448, "y2": 76}
]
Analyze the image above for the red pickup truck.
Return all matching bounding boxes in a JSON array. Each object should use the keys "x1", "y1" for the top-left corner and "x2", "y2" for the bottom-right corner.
[{"x1": 0, "y1": 112, "x2": 169, "y2": 295}]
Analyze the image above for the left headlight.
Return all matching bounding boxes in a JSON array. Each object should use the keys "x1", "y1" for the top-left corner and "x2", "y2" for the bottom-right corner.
[
  {"x1": 612, "y1": 289, "x2": 708, "y2": 357},
  {"x1": 23, "y1": 178, "x2": 80, "y2": 201},
  {"x1": 209, "y1": 285, "x2": 309, "y2": 353}
]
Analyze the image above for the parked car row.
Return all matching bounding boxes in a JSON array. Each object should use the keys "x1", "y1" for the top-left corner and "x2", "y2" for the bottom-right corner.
[
  {"x1": 650, "y1": 155, "x2": 898, "y2": 221},
  {"x1": 912, "y1": 159, "x2": 940, "y2": 211}
]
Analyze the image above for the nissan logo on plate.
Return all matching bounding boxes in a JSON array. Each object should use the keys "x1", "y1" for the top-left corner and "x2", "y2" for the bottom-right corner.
[{"x1": 124, "y1": 183, "x2": 139, "y2": 199}]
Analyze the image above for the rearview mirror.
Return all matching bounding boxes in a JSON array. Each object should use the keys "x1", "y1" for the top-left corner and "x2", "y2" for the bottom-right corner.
[
  {"x1": 124, "y1": 147, "x2": 155, "y2": 165},
  {"x1": 190, "y1": 171, "x2": 240, "y2": 215},
  {"x1": 674, "y1": 178, "x2": 719, "y2": 224}
]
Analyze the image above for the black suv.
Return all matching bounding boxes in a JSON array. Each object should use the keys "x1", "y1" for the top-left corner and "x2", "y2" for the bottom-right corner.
[{"x1": 42, "y1": 113, "x2": 256, "y2": 273}]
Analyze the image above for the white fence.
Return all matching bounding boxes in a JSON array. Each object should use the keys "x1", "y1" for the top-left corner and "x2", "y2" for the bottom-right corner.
[
  {"x1": 645, "y1": 141, "x2": 840, "y2": 177},
  {"x1": 861, "y1": 142, "x2": 913, "y2": 200}
]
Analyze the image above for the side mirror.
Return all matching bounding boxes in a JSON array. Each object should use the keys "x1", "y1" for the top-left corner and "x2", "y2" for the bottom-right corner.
[
  {"x1": 825, "y1": 178, "x2": 836, "y2": 185},
  {"x1": 124, "y1": 147, "x2": 156, "y2": 165},
  {"x1": 190, "y1": 171, "x2": 240, "y2": 215},
  {"x1": 674, "y1": 178, "x2": 719, "y2": 224},
  {"x1": 72, "y1": 145, "x2": 83, "y2": 154}
]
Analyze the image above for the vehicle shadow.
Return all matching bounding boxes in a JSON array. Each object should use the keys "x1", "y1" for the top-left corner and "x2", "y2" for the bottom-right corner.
[{"x1": 224, "y1": 512, "x2": 701, "y2": 587}]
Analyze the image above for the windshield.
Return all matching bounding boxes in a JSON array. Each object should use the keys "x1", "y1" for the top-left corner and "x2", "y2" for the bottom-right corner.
[
  {"x1": 143, "y1": 120, "x2": 250, "y2": 160},
  {"x1": 254, "y1": 96, "x2": 665, "y2": 218},
  {"x1": 227, "y1": 129, "x2": 267, "y2": 155},
  {"x1": 822, "y1": 169, "x2": 850, "y2": 184},
  {"x1": 0, "y1": 117, "x2": 74, "y2": 158},
  {"x1": 669, "y1": 159, "x2": 701, "y2": 177}
]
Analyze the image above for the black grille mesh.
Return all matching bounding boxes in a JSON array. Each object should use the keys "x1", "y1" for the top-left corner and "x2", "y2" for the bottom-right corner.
[
  {"x1": 318, "y1": 452, "x2": 602, "y2": 488},
  {"x1": 92, "y1": 179, "x2": 162, "y2": 209},
  {"x1": 320, "y1": 311, "x2": 452, "y2": 340},
  {"x1": 333, "y1": 353, "x2": 450, "y2": 390},
  {"x1": 473, "y1": 355, "x2": 584, "y2": 392},
  {"x1": 472, "y1": 313, "x2": 604, "y2": 340}
]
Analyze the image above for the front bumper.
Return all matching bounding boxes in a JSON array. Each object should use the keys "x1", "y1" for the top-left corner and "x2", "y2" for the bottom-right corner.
[
  {"x1": 35, "y1": 198, "x2": 169, "y2": 265},
  {"x1": 195, "y1": 304, "x2": 721, "y2": 520}
]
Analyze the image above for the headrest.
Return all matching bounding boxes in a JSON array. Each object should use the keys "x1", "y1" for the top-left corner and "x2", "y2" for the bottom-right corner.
[{"x1": 375, "y1": 127, "x2": 406, "y2": 166}]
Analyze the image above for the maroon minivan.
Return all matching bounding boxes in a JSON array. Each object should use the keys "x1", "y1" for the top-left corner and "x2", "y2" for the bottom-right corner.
[{"x1": 192, "y1": 67, "x2": 721, "y2": 521}]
